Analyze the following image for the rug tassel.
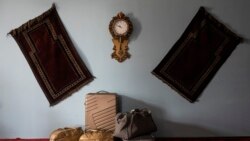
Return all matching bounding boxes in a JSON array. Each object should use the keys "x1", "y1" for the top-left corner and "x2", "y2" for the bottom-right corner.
[{"x1": 8, "y1": 3, "x2": 56, "y2": 36}]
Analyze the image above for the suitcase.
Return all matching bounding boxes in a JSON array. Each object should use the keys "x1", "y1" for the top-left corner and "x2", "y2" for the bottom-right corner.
[
  {"x1": 85, "y1": 91, "x2": 118, "y2": 131},
  {"x1": 49, "y1": 127, "x2": 83, "y2": 141}
]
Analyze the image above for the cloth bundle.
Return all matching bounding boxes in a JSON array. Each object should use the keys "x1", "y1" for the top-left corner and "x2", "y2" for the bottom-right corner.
[
  {"x1": 49, "y1": 127, "x2": 83, "y2": 141},
  {"x1": 79, "y1": 130, "x2": 113, "y2": 141}
]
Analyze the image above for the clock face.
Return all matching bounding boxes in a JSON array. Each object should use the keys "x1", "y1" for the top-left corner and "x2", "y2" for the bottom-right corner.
[{"x1": 113, "y1": 20, "x2": 129, "y2": 36}]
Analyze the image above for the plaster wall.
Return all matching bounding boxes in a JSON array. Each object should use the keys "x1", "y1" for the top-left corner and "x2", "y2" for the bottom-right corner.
[{"x1": 0, "y1": 0, "x2": 250, "y2": 138}]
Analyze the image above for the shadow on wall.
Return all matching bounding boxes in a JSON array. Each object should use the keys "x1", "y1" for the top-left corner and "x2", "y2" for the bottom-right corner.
[
  {"x1": 119, "y1": 95, "x2": 219, "y2": 137},
  {"x1": 205, "y1": 6, "x2": 247, "y2": 44},
  {"x1": 0, "y1": 102, "x2": 4, "y2": 136},
  {"x1": 0, "y1": 122, "x2": 7, "y2": 137},
  {"x1": 127, "y1": 13, "x2": 141, "y2": 42}
]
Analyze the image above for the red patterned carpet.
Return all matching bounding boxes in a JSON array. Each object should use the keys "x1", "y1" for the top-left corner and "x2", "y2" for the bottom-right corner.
[
  {"x1": 2, "y1": 137, "x2": 250, "y2": 141},
  {"x1": 156, "y1": 137, "x2": 250, "y2": 141},
  {"x1": 0, "y1": 139, "x2": 48, "y2": 141}
]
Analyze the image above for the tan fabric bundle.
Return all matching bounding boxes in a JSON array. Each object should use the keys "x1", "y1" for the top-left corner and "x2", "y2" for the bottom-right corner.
[
  {"x1": 49, "y1": 127, "x2": 83, "y2": 141},
  {"x1": 79, "y1": 130, "x2": 113, "y2": 141}
]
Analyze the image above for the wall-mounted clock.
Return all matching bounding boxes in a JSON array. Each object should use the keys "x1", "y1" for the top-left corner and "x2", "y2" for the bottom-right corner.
[{"x1": 109, "y1": 12, "x2": 133, "y2": 62}]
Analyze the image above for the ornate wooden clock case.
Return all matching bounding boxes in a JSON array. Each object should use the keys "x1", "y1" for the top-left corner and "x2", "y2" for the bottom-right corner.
[{"x1": 109, "y1": 12, "x2": 133, "y2": 62}]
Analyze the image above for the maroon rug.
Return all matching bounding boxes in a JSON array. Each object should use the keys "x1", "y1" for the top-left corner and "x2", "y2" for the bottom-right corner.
[
  {"x1": 152, "y1": 7, "x2": 242, "y2": 102},
  {"x1": 9, "y1": 4, "x2": 94, "y2": 106}
]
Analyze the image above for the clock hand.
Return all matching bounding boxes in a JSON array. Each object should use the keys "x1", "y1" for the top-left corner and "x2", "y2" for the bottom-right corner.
[{"x1": 117, "y1": 25, "x2": 122, "y2": 28}]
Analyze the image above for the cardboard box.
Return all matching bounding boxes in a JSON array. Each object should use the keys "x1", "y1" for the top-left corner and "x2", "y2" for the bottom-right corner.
[{"x1": 85, "y1": 92, "x2": 117, "y2": 131}]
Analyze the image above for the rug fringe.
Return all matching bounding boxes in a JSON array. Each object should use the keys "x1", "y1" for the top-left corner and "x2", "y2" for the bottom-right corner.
[
  {"x1": 8, "y1": 3, "x2": 56, "y2": 36},
  {"x1": 49, "y1": 77, "x2": 95, "y2": 107}
]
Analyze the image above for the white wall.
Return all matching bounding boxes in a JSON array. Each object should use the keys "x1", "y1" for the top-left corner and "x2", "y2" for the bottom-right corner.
[{"x1": 0, "y1": 0, "x2": 250, "y2": 138}]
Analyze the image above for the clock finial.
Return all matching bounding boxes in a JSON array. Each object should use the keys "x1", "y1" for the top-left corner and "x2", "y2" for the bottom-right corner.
[{"x1": 117, "y1": 12, "x2": 125, "y2": 18}]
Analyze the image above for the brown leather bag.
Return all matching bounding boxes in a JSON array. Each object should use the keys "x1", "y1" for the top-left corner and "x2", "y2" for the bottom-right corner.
[{"x1": 113, "y1": 108, "x2": 157, "y2": 140}]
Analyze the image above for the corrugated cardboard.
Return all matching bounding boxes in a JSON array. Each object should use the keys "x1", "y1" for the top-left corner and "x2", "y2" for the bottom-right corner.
[{"x1": 85, "y1": 92, "x2": 117, "y2": 131}]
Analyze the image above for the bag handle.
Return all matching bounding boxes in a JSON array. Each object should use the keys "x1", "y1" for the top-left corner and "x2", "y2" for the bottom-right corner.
[
  {"x1": 130, "y1": 108, "x2": 151, "y2": 114},
  {"x1": 84, "y1": 91, "x2": 112, "y2": 105},
  {"x1": 97, "y1": 90, "x2": 109, "y2": 93}
]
